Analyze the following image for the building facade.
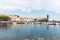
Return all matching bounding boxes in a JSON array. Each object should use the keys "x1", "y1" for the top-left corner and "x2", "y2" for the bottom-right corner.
[{"x1": 0, "y1": 14, "x2": 49, "y2": 22}]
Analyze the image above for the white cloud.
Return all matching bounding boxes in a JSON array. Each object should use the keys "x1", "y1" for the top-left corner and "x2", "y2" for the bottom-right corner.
[
  {"x1": 30, "y1": 0, "x2": 43, "y2": 9},
  {"x1": 50, "y1": 0, "x2": 60, "y2": 13},
  {"x1": 0, "y1": 0, "x2": 60, "y2": 14},
  {"x1": 0, "y1": 0, "x2": 31, "y2": 12},
  {"x1": 0, "y1": 4, "x2": 17, "y2": 10}
]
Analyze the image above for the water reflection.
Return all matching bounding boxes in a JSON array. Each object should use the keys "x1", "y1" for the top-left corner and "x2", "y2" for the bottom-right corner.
[
  {"x1": 46, "y1": 25, "x2": 50, "y2": 30},
  {"x1": 0, "y1": 24, "x2": 11, "y2": 30},
  {"x1": 0, "y1": 24, "x2": 60, "y2": 40}
]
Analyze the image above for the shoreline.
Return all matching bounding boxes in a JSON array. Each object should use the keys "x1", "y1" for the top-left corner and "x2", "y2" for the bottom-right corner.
[{"x1": 0, "y1": 21, "x2": 60, "y2": 25}]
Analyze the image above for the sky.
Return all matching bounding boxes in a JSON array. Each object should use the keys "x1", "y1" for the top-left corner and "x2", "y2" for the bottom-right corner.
[{"x1": 0, "y1": 0, "x2": 60, "y2": 20}]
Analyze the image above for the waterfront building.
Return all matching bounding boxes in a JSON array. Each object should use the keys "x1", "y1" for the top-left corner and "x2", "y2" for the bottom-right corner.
[
  {"x1": 37, "y1": 18, "x2": 48, "y2": 22},
  {"x1": 0, "y1": 14, "x2": 49, "y2": 22},
  {"x1": 34, "y1": 15, "x2": 49, "y2": 22},
  {"x1": 22, "y1": 17, "x2": 34, "y2": 22},
  {"x1": 47, "y1": 14, "x2": 49, "y2": 22}
]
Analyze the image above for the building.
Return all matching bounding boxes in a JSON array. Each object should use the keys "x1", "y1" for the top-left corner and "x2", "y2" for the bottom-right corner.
[
  {"x1": 37, "y1": 18, "x2": 48, "y2": 22},
  {"x1": 47, "y1": 14, "x2": 49, "y2": 22},
  {"x1": 0, "y1": 14, "x2": 49, "y2": 22},
  {"x1": 34, "y1": 15, "x2": 49, "y2": 22},
  {"x1": 20, "y1": 17, "x2": 34, "y2": 22}
]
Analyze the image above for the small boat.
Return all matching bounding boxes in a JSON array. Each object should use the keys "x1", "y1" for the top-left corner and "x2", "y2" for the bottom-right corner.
[
  {"x1": 13, "y1": 22, "x2": 16, "y2": 24},
  {"x1": 47, "y1": 22, "x2": 56, "y2": 25}
]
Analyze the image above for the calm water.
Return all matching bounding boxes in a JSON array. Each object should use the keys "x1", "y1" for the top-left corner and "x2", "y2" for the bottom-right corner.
[{"x1": 0, "y1": 24, "x2": 60, "y2": 40}]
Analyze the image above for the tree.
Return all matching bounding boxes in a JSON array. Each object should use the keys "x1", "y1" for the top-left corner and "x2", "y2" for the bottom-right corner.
[
  {"x1": 14, "y1": 15, "x2": 20, "y2": 18},
  {"x1": 0, "y1": 16, "x2": 11, "y2": 21},
  {"x1": 34, "y1": 19, "x2": 37, "y2": 22}
]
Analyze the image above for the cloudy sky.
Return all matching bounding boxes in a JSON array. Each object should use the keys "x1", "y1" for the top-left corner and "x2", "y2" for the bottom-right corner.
[{"x1": 0, "y1": 0, "x2": 60, "y2": 20}]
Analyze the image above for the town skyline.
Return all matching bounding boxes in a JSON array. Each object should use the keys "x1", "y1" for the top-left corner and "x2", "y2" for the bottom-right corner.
[{"x1": 0, "y1": 13, "x2": 59, "y2": 21}]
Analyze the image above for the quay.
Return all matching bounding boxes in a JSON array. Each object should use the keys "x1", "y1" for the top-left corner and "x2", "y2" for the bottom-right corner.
[{"x1": 0, "y1": 21, "x2": 60, "y2": 25}]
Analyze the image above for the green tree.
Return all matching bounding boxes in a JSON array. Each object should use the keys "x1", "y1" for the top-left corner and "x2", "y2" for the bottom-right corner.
[
  {"x1": 14, "y1": 15, "x2": 19, "y2": 18},
  {"x1": 0, "y1": 16, "x2": 11, "y2": 21}
]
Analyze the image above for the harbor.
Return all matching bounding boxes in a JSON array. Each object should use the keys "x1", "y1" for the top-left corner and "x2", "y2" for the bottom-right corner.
[
  {"x1": 0, "y1": 0, "x2": 60, "y2": 40},
  {"x1": 0, "y1": 21, "x2": 60, "y2": 26},
  {"x1": 0, "y1": 23, "x2": 60, "y2": 40},
  {"x1": 0, "y1": 14, "x2": 60, "y2": 26}
]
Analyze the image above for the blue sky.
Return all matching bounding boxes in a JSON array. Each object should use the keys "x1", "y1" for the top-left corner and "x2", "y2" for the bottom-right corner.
[{"x1": 0, "y1": 0, "x2": 60, "y2": 21}]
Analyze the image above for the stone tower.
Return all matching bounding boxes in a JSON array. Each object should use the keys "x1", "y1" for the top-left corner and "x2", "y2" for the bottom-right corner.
[{"x1": 47, "y1": 14, "x2": 49, "y2": 22}]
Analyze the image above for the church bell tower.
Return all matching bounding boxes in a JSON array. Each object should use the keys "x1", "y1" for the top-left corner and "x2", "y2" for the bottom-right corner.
[{"x1": 47, "y1": 14, "x2": 49, "y2": 22}]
